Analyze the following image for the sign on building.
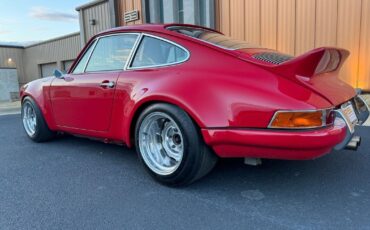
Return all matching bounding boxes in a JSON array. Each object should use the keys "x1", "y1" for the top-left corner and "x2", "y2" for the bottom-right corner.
[{"x1": 124, "y1": 10, "x2": 140, "y2": 23}]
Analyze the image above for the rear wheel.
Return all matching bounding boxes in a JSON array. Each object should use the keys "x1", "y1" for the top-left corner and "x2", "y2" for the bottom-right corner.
[
  {"x1": 22, "y1": 97, "x2": 55, "y2": 142},
  {"x1": 135, "y1": 103, "x2": 218, "y2": 186}
]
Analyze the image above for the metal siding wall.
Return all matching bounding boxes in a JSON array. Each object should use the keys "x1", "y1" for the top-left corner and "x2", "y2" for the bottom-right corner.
[
  {"x1": 337, "y1": 0, "x2": 362, "y2": 87},
  {"x1": 0, "y1": 47, "x2": 24, "y2": 82},
  {"x1": 82, "y1": 1, "x2": 112, "y2": 42},
  {"x1": 0, "y1": 47, "x2": 24, "y2": 87},
  {"x1": 244, "y1": 0, "x2": 261, "y2": 45},
  {"x1": 277, "y1": 0, "x2": 296, "y2": 55},
  {"x1": 359, "y1": 0, "x2": 370, "y2": 90},
  {"x1": 230, "y1": 0, "x2": 245, "y2": 40},
  {"x1": 261, "y1": 0, "x2": 277, "y2": 49},
  {"x1": 216, "y1": 0, "x2": 370, "y2": 90},
  {"x1": 219, "y1": 0, "x2": 231, "y2": 35},
  {"x1": 22, "y1": 34, "x2": 81, "y2": 83},
  {"x1": 315, "y1": 0, "x2": 337, "y2": 47},
  {"x1": 295, "y1": 0, "x2": 315, "y2": 55}
]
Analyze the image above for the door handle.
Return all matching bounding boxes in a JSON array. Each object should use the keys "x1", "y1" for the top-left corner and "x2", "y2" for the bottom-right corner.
[{"x1": 99, "y1": 81, "x2": 115, "y2": 88}]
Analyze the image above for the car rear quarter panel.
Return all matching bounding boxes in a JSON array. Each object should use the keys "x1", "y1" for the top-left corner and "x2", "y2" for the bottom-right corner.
[{"x1": 116, "y1": 33, "x2": 332, "y2": 146}]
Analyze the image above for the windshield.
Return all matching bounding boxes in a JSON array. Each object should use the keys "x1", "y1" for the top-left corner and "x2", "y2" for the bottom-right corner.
[{"x1": 167, "y1": 26, "x2": 260, "y2": 50}]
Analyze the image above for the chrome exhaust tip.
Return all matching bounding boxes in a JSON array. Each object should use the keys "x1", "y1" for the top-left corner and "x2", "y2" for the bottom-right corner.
[
  {"x1": 244, "y1": 158, "x2": 262, "y2": 166},
  {"x1": 351, "y1": 136, "x2": 361, "y2": 146},
  {"x1": 345, "y1": 136, "x2": 361, "y2": 151},
  {"x1": 345, "y1": 141, "x2": 358, "y2": 151}
]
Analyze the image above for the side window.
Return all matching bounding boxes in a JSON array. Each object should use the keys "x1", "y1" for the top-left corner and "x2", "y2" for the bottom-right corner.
[
  {"x1": 72, "y1": 40, "x2": 96, "y2": 74},
  {"x1": 131, "y1": 36, "x2": 188, "y2": 68},
  {"x1": 85, "y1": 34, "x2": 138, "y2": 72}
]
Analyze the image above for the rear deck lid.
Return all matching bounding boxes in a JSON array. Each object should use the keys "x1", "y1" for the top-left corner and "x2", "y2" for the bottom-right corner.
[{"x1": 237, "y1": 47, "x2": 356, "y2": 106}]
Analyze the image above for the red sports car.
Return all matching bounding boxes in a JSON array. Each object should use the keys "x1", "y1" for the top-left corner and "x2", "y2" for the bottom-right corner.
[{"x1": 20, "y1": 24, "x2": 370, "y2": 186}]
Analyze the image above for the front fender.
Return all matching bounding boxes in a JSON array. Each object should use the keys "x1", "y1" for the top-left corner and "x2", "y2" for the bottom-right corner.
[{"x1": 20, "y1": 77, "x2": 57, "y2": 130}]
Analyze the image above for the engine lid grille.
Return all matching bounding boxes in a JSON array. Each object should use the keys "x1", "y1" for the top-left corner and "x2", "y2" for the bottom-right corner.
[{"x1": 252, "y1": 52, "x2": 293, "y2": 65}]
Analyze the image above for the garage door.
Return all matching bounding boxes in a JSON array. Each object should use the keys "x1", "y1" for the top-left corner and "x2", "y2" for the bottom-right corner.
[
  {"x1": 63, "y1": 60, "x2": 75, "y2": 72},
  {"x1": 40, "y1": 62, "x2": 57, "y2": 78},
  {"x1": 0, "y1": 68, "x2": 19, "y2": 101}
]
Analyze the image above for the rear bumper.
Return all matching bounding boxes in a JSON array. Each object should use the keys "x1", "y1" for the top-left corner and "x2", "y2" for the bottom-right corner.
[
  {"x1": 202, "y1": 95, "x2": 370, "y2": 160},
  {"x1": 202, "y1": 119, "x2": 348, "y2": 160}
]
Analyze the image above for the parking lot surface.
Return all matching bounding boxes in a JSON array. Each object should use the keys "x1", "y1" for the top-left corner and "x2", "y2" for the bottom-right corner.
[{"x1": 1, "y1": 114, "x2": 370, "y2": 230}]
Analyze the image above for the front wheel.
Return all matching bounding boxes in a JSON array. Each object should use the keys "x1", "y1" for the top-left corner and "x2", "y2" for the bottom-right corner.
[
  {"x1": 22, "y1": 97, "x2": 55, "y2": 142},
  {"x1": 135, "y1": 103, "x2": 218, "y2": 186}
]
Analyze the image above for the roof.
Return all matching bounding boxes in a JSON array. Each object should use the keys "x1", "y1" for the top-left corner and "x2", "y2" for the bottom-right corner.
[
  {"x1": 0, "y1": 32, "x2": 80, "y2": 49},
  {"x1": 0, "y1": 44, "x2": 24, "y2": 49},
  {"x1": 25, "y1": 32, "x2": 80, "y2": 48},
  {"x1": 76, "y1": 0, "x2": 108, "y2": 11},
  {"x1": 96, "y1": 23, "x2": 220, "y2": 37}
]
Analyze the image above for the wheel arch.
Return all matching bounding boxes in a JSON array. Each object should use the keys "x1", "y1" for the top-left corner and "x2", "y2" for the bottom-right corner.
[
  {"x1": 20, "y1": 89, "x2": 57, "y2": 131},
  {"x1": 21, "y1": 94, "x2": 41, "y2": 112},
  {"x1": 125, "y1": 96, "x2": 205, "y2": 148}
]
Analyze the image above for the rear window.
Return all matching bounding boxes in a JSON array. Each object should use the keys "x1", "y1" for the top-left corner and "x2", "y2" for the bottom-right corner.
[{"x1": 167, "y1": 26, "x2": 260, "y2": 50}]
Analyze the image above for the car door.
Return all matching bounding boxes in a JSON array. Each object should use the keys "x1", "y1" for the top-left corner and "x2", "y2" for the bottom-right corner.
[{"x1": 50, "y1": 33, "x2": 139, "y2": 132}]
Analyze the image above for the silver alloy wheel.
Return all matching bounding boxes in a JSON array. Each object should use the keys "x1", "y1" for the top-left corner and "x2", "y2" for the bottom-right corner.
[
  {"x1": 138, "y1": 112, "x2": 184, "y2": 176},
  {"x1": 22, "y1": 102, "x2": 37, "y2": 137}
]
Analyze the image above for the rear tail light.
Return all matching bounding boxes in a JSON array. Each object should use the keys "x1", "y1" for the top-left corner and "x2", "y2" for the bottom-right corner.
[{"x1": 269, "y1": 109, "x2": 334, "y2": 129}]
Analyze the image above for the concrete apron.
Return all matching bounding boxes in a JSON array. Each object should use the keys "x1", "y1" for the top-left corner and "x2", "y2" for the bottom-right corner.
[{"x1": 0, "y1": 101, "x2": 21, "y2": 116}]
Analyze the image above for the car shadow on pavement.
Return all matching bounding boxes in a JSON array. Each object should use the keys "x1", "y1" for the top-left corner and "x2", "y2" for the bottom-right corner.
[{"x1": 50, "y1": 127, "x2": 369, "y2": 197}]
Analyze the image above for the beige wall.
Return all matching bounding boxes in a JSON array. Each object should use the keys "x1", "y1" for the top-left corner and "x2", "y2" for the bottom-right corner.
[
  {"x1": 77, "y1": 0, "x2": 113, "y2": 44},
  {"x1": 216, "y1": 0, "x2": 370, "y2": 91},
  {"x1": 0, "y1": 46, "x2": 25, "y2": 83},
  {"x1": 22, "y1": 33, "x2": 81, "y2": 84}
]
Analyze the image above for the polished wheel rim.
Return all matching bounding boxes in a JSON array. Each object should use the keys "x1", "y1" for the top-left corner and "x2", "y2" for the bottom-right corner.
[
  {"x1": 139, "y1": 112, "x2": 184, "y2": 176},
  {"x1": 22, "y1": 103, "x2": 37, "y2": 136}
]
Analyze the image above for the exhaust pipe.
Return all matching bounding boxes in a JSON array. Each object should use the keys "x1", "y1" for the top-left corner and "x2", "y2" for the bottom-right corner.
[
  {"x1": 244, "y1": 158, "x2": 262, "y2": 166},
  {"x1": 351, "y1": 136, "x2": 361, "y2": 146},
  {"x1": 345, "y1": 136, "x2": 361, "y2": 151}
]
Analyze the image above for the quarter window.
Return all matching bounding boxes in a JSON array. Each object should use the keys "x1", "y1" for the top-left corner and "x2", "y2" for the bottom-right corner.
[
  {"x1": 72, "y1": 40, "x2": 96, "y2": 74},
  {"x1": 131, "y1": 36, "x2": 188, "y2": 68},
  {"x1": 85, "y1": 34, "x2": 138, "y2": 72}
]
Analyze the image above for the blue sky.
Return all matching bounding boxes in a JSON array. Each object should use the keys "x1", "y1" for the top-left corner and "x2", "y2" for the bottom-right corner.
[{"x1": 0, "y1": 0, "x2": 88, "y2": 45}]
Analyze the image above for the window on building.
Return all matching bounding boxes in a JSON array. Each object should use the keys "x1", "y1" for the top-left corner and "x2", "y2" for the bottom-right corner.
[
  {"x1": 131, "y1": 36, "x2": 188, "y2": 68},
  {"x1": 144, "y1": 0, "x2": 215, "y2": 28},
  {"x1": 85, "y1": 34, "x2": 138, "y2": 72}
]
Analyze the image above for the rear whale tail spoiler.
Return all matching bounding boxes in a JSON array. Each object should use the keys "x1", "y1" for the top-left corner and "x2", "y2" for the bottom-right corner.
[{"x1": 270, "y1": 47, "x2": 350, "y2": 78}]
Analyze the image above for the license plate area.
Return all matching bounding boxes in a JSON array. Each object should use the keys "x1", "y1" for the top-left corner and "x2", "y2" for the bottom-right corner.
[{"x1": 340, "y1": 102, "x2": 358, "y2": 133}]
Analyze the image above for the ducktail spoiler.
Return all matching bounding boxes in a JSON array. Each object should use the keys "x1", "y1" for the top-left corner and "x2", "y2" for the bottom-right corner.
[{"x1": 270, "y1": 47, "x2": 350, "y2": 78}]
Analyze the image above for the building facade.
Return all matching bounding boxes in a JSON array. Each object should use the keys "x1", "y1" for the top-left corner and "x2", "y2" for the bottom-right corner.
[
  {"x1": 0, "y1": 33, "x2": 81, "y2": 101},
  {"x1": 1, "y1": 0, "x2": 369, "y2": 101}
]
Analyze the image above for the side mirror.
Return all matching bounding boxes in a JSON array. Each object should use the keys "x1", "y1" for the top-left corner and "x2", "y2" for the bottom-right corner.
[{"x1": 54, "y1": 69, "x2": 65, "y2": 79}]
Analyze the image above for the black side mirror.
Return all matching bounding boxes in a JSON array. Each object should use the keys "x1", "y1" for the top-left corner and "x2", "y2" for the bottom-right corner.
[{"x1": 54, "y1": 69, "x2": 65, "y2": 79}]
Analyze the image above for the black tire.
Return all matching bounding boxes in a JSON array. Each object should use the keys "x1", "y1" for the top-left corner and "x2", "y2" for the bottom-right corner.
[
  {"x1": 135, "y1": 103, "x2": 218, "y2": 186},
  {"x1": 21, "y1": 97, "x2": 55, "y2": 142}
]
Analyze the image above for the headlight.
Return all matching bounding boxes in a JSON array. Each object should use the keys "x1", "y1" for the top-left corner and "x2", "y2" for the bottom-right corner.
[{"x1": 269, "y1": 109, "x2": 334, "y2": 129}]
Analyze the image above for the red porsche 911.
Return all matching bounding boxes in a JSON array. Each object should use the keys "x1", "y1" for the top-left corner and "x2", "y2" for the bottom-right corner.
[{"x1": 20, "y1": 24, "x2": 370, "y2": 186}]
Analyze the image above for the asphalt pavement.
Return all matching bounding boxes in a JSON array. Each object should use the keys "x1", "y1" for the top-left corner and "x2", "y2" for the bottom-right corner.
[{"x1": 1, "y1": 114, "x2": 370, "y2": 230}]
